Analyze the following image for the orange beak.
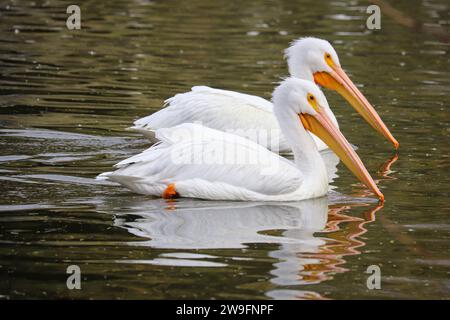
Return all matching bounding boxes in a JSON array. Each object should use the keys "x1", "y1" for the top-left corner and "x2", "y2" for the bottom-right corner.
[
  {"x1": 300, "y1": 107, "x2": 384, "y2": 202},
  {"x1": 314, "y1": 64, "x2": 399, "y2": 149}
]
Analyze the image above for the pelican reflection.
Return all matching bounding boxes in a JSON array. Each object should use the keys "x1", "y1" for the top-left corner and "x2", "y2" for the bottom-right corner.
[
  {"x1": 111, "y1": 197, "x2": 328, "y2": 249},
  {"x1": 96, "y1": 195, "x2": 383, "y2": 299}
]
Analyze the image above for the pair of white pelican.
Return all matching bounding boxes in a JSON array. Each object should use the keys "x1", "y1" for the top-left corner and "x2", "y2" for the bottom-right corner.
[{"x1": 99, "y1": 37, "x2": 398, "y2": 202}]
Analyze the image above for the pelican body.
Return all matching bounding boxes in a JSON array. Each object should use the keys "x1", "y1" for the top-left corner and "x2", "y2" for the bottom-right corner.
[
  {"x1": 99, "y1": 79, "x2": 384, "y2": 202},
  {"x1": 131, "y1": 37, "x2": 398, "y2": 153}
]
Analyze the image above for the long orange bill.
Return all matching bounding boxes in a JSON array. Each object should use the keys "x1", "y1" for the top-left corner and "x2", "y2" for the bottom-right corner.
[
  {"x1": 314, "y1": 66, "x2": 399, "y2": 149},
  {"x1": 300, "y1": 108, "x2": 384, "y2": 202}
]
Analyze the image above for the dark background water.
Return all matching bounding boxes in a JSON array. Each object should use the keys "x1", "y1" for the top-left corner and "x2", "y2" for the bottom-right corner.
[{"x1": 0, "y1": 0, "x2": 449, "y2": 299}]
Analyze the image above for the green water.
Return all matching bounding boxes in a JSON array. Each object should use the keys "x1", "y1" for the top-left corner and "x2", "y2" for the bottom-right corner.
[{"x1": 0, "y1": 0, "x2": 449, "y2": 299}]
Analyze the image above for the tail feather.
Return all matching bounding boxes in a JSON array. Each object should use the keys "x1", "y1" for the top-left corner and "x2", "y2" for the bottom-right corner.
[
  {"x1": 102, "y1": 173, "x2": 166, "y2": 196},
  {"x1": 96, "y1": 171, "x2": 113, "y2": 181},
  {"x1": 127, "y1": 126, "x2": 157, "y2": 142}
]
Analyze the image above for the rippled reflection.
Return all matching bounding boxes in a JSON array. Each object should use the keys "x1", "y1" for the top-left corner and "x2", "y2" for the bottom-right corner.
[
  {"x1": 95, "y1": 195, "x2": 383, "y2": 299},
  {"x1": 109, "y1": 198, "x2": 328, "y2": 249}
]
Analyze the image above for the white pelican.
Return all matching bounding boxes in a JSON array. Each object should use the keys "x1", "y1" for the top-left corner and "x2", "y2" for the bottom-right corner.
[
  {"x1": 130, "y1": 37, "x2": 398, "y2": 153},
  {"x1": 99, "y1": 78, "x2": 384, "y2": 202}
]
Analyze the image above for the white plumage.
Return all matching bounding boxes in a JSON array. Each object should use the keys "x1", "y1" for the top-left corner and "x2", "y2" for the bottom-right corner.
[
  {"x1": 130, "y1": 86, "x2": 291, "y2": 152},
  {"x1": 130, "y1": 38, "x2": 342, "y2": 153},
  {"x1": 100, "y1": 122, "x2": 313, "y2": 201},
  {"x1": 98, "y1": 78, "x2": 381, "y2": 201}
]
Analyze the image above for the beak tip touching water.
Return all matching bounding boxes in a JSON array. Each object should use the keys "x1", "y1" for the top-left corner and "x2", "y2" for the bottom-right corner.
[
  {"x1": 393, "y1": 139, "x2": 400, "y2": 150},
  {"x1": 386, "y1": 130, "x2": 399, "y2": 150},
  {"x1": 301, "y1": 110, "x2": 387, "y2": 203}
]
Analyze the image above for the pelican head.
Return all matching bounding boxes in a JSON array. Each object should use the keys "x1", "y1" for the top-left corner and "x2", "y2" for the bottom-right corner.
[
  {"x1": 285, "y1": 37, "x2": 399, "y2": 149},
  {"x1": 273, "y1": 78, "x2": 384, "y2": 201}
]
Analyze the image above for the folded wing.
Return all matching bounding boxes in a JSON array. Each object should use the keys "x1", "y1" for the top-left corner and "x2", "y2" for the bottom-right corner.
[
  {"x1": 130, "y1": 86, "x2": 290, "y2": 152},
  {"x1": 100, "y1": 123, "x2": 303, "y2": 199}
]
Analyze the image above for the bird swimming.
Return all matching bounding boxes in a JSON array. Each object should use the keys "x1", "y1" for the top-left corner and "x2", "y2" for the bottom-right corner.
[
  {"x1": 130, "y1": 37, "x2": 398, "y2": 153},
  {"x1": 98, "y1": 78, "x2": 384, "y2": 202}
]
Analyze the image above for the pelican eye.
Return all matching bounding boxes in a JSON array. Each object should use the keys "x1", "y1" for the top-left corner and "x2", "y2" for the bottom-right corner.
[
  {"x1": 324, "y1": 52, "x2": 334, "y2": 67},
  {"x1": 307, "y1": 93, "x2": 319, "y2": 111}
]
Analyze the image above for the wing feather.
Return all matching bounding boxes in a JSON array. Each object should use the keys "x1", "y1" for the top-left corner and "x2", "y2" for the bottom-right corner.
[
  {"x1": 130, "y1": 86, "x2": 290, "y2": 152},
  {"x1": 103, "y1": 124, "x2": 302, "y2": 197}
]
